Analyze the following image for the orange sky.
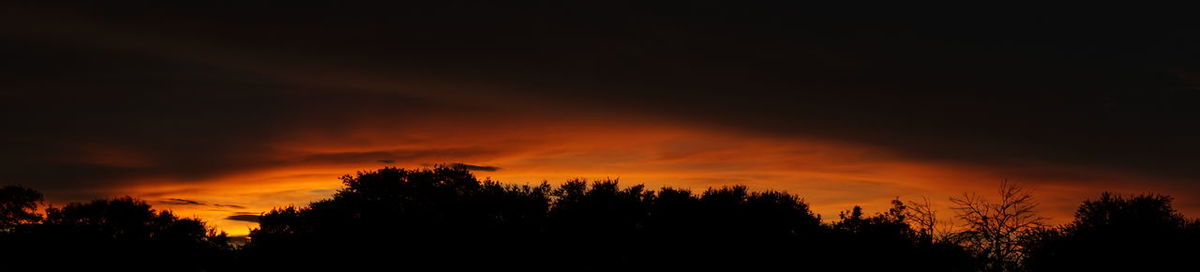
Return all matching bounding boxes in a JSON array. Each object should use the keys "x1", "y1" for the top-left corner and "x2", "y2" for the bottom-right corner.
[
  {"x1": 103, "y1": 119, "x2": 1195, "y2": 236},
  {"x1": 7, "y1": 6, "x2": 1199, "y2": 237}
]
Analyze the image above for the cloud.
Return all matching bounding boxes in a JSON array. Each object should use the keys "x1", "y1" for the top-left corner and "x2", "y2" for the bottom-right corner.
[
  {"x1": 157, "y1": 198, "x2": 248, "y2": 209},
  {"x1": 301, "y1": 149, "x2": 501, "y2": 166},
  {"x1": 418, "y1": 163, "x2": 501, "y2": 172},
  {"x1": 3, "y1": 3, "x2": 1199, "y2": 213},
  {"x1": 160, "y1": 198, "x2": 205, "y2": 206},
  {"x1": 225, "y1": 213, "x2": 261, "y2": 223},
  {"x1": 450, "y1": 163, "x2": 500, "y2": 172},
  {"x1": 213, "y1": 204, "x2": 247, "y2": 209}
]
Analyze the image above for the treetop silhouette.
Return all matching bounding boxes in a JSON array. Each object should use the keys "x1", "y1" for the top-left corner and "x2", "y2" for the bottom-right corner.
[{"x1": 2, "y1": 167, "x2": 1198, "y2": 271}]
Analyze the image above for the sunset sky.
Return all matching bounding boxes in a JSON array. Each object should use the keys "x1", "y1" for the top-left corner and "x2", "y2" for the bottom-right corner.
[{"x1": 3, "y1": 3, "x2": 1199, "y2": 236}]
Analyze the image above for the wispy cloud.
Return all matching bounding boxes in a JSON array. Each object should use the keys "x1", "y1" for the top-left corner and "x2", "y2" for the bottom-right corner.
[
  {"x1": 449, "y1": 163, "x2": 500, "y2": 172},
  {"x1": 160, "y1": 198, "x2": 205, "y2": 205},
  {"x1": 225, "y1": 212, "x2": 261, "y2": 223},
  {"x1": 158, "y1": 198, "x2": 248, "y2": 209},
  {"x1": 213, "y1": 204, "x2": 247, "y2": 209}
]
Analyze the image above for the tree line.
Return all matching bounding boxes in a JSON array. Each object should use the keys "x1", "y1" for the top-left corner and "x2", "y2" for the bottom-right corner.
[{"x1": 2, "y1": 166, "x2": 1198, "y2": 271}]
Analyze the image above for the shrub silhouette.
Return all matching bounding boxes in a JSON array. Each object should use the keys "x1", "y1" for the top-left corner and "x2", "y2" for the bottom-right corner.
[
  {"x1": 243, "y1": 167, "x2": 553, "y2": 270},
  {"x1": 0, "y1": 185, "x2": 43, "y2": 229},
  {"x1": 1, "y1": 196, "x2": 231, "y2": 271},
  {"x1": 1022, "y1": 193, "x2": 1200, "y2": 271},
  {"x1": 832, "y1": 200, "x2": 975, "y2": 271},
  {"x1": 241, "y1": 167, "x2": 974, "y2": 270},
  {"x1": 9, "y1": 168, "x2": 1197, "y2": 271}
]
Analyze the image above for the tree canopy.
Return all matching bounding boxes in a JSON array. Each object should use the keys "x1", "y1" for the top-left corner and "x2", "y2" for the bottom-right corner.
[
  {"x1": 1023, "y1": 193, "x2": 1200, "y2": 271},
  {"x1": 0, "y1": 185, "x2": 42, "y2": 229},
  {"x1": 1, "y1": 197, "x2": 230, "y2": 271},
  {"x1": 2, "y1": 167, "x2": 1197, "y2": 271},
  {"x1": 241, "y1": 167, "x2": 968, "y2": 270}
]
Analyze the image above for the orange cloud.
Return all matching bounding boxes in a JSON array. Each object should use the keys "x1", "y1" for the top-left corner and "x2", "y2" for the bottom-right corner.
[
  {"x1": 10, "y1": 6, "x2": 1197, "y2": 237},
  {"x1": 94, "y1": 119, "x2": 1197, "y2": 236}
]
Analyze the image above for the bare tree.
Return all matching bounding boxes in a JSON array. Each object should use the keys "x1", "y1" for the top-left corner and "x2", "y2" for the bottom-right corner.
[
  {"x1": 906, "y1": 196, "x2": 939, "y2": 242},
  {"x1": 950, "y1": 181, "x2": 1046, "y2": 272}
]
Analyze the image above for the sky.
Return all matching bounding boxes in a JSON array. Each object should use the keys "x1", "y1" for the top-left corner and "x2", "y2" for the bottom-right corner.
[{"x1": 3, "y1": 3, "x2": 1199, "y2": 236}]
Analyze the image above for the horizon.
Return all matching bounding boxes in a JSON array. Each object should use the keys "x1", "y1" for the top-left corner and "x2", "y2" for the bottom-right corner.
[
  {"x1": 25, "y1": 163, "x2": 1197, "y2": 237},
  {"x1": 4, "y1": 3, "x2": 1200, "y2": 239}
]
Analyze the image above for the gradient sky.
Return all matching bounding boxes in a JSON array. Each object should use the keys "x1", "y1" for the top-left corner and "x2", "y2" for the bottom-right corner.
[{"x1": 3, "y1": 3, "x2": 1199, "y2": 236}]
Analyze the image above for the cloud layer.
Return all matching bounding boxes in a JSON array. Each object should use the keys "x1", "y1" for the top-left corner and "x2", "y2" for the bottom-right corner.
[{"x1": 2, "y1": 3, "x2": 1198, "y2": 234}]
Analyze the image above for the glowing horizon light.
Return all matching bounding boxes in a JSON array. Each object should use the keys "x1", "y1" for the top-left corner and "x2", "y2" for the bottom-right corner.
[{"x1": 58, "y1": 123, "x2": 1191, "y2": 236}]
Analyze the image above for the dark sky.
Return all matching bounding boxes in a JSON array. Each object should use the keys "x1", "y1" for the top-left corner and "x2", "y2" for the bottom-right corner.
[{"x1": 3, "y1": 2, "x2": 1199, "y2": 232}]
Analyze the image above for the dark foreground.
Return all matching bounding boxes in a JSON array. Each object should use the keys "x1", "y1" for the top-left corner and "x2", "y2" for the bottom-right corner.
[{"x1": 2, "y1": 167, "x2": 1198, "y2": 271}]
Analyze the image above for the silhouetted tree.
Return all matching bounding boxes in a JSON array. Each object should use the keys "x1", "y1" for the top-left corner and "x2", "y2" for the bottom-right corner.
[
  {"x1": 1, "y1": 195, "x2": 231, "y2": 271},
  {"x1": 832, "y1": 199, "x2": 975, "y2": 271},
  {"x1": 950, "y1": 181, "x2": 1045, "y2": 272},
  {"x1": 13, "y1": 169, "x2": 1200, "y2": 271},
  {"x1": 0, "y1": 185, "x2": 42, "y2": 230},
  {"x1": 0, "y1": 185, "x2": 46, "y2": 269},
  {"x1": 662, "y1": 185, "x2": 827, "y2": 269},
  {"x1": 908, "y1": 196, "x2": 951, "y2": 242},
  {"x1": 244, "y1": 166, "x2": 552, "y2": 270},
  {"x1": 242, "y1": 167, "x2": 978, "y2": 270},
  {"x1": 544, "y1": 179, "x2": 653, "y2": 267},
  {"x1": 1022, "y1": 193, "x2": 1200, "y2": 271}
]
